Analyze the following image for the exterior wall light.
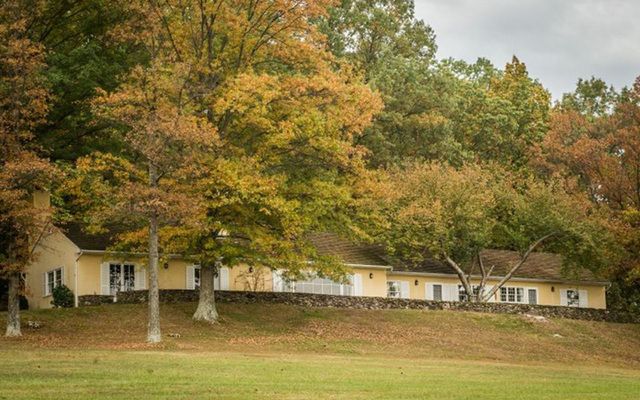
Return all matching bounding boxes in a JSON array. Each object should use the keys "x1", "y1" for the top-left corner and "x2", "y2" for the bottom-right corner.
[
  {"x1": 163, "y1": 262, "x2": 169, "y2": 270},
  {"x1": 369, "y1": 273, "x2": 374, "y2": 279},
  {"x1": 248, "y1": 266, "x2": 254, "y2": 273},
  {"x1": 551, "y1": 286, "x2": 555, "y2": 292},
  {"x1": 414, "y1": 279, "x2": 419, "y2": 286}
]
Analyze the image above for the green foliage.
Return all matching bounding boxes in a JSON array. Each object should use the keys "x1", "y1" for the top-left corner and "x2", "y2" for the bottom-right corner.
[
  {"x1": 51, "y1": 284, "x2": 74, "y2": 308},
  {"x1": 377, "y1": 162, "x2": 615, "y2": 279},
  {"x1": 559, "y1": 77, "x2": 619, "y2": 118},
  {"x1": 29, "y1": 0, "x2": 145, "y2": 161}
]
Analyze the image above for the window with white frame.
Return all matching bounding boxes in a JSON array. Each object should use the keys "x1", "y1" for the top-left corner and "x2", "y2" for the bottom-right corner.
[
  {"x1": 500, "y1": 286, "x2": 525, "y2": 303},
  {"x1": 44, "y1": 267, "x2": 63, "y2": 296},
  {"x1": 458, "y1": 285, "x2": 481, "y2": 301},
  {"x1": 109, "y1": 263, "x2": 135, "y2": 295},
  {"x1": 433, "y1": 284, "x2": 443, "y2": 301},
  {"x1": 566, "y1": 289, "x2": 580, "y2": 307},
  {"x1": 294, "y1": 276, "x2": 353, "y2": 296},
  {"x1": 194, "y1": 266, "x2": 201, "y2": 289},
  {"x1": 387, "y1": 281, "x2": 401, "y2": 298}
]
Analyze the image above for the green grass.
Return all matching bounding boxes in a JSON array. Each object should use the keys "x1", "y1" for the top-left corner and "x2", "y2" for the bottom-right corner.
[
  {"x1": 1, "y1": 302, "x2": 640, "y2": 399},
  {"x1": 1, "y1": 350, "x2": 639, "y2": 400}
]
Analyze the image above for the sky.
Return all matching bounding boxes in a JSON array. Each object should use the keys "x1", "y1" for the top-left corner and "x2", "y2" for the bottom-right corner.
[{"x1": 413, "y1": 0, "x2": 640, "y2": 99}]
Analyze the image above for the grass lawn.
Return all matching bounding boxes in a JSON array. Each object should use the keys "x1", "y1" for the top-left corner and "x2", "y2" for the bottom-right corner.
[
  {"x1": 1, "y1": 350, "x2": 639, "y2": 400},
  {"x1": 1, "y1": 302, "x2": 640, "y2": 399}
]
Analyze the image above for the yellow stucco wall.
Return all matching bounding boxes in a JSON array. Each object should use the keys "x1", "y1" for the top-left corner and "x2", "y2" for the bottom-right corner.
[
  {"x1": 350, "y1": 267, "x2": 389, "y2": 297},
  {"x1": 25, "y1": 231, "x2": 79, "y2": 310}
]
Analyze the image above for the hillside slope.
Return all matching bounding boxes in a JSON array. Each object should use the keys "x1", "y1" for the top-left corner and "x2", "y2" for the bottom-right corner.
[{"x1": 2, "y1": 302, "x2": 640, "y2": 367}]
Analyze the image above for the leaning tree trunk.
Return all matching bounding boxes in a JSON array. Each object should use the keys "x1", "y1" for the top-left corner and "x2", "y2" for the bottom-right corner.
[
  {"x1": 193, "y1": 263, "x2": 219, "y2": 323},
  {"x1": 147, "y1": 163, "x2": 162, "y2": 343},
  {"x1": 5, "y1": 271, "x2": 21, "y2": 337}
]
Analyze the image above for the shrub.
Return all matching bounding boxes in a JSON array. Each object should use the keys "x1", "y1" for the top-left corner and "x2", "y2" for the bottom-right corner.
[{"x1": 52, "y1": 284, "x2": 74, "y2": 308}]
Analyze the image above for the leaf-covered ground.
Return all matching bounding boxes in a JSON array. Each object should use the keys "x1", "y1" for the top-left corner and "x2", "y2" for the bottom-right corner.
[{"x1": 1, "y1": 302, "x2": 640, "y2": 399}]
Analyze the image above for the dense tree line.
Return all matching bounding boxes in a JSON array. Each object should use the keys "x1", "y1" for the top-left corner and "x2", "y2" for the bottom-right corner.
[{"x1": 1, "y1": 0, "x2": 638, "y2": 339}]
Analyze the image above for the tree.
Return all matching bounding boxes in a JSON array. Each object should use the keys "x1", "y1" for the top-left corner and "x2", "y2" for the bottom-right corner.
[
  {"x1": 69, "y1": 0, "x2": 381, "y2": 329},
  {"x1": 145, "y1": 0, "x2": 381, "y2": 323},
  {"x1": 533, "y1": 76, "x2": 640, "y2": 312},
  {"x1": 1, "y1": 0, "x2": 57, "y2": 336},
  {"x1": 319, "y1": 0, "x2": 447, "y2": 166},
  {"x1": 70, "y1": 61, "x2": 217, "y2": 343},
  {"x1": 377, "y1": 162, "x2": 614, "y2": 301}
]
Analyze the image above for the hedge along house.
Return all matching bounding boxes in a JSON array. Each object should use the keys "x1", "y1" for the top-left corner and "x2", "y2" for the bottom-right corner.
[{"x1": 24, "y1": 195, "x2": 608, "y2": 310}]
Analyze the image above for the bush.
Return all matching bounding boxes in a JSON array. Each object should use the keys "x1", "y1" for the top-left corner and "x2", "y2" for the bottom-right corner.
[{"x1": 52, "y1": 284, "x2": 74, "y2": 308}]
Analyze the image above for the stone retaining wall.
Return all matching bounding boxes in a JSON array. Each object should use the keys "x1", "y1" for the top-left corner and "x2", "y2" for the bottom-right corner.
[
  {"x1": 109, "y1": 289, "x2": 640, "y2": 324},
  {"x1": 78, "y1": 294, "x2": 115, "y2": 307}
]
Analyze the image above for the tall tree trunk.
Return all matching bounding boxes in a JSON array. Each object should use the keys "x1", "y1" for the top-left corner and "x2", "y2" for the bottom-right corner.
[
  {"x1": 193, "y1": 263, "x2": 219, "y2": 323},
  {"x1": 5, "y1": 271, "x2": 21, "y2": 337},
  {"x1": 147, "y1": 162, "x2": 161, "y2": 343}
]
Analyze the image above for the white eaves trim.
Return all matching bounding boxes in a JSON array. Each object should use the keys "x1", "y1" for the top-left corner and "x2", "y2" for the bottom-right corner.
[{"x1": 345, "y1": 263, "x2": 393, "y2": 270}]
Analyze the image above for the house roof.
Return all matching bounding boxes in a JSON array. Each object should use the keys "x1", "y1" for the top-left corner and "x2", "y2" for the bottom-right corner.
[
  {"x1": 392, "y1": 249, "x2": 603, "y2": 283},
  {"x1": 307, "y1": 233, "x2": 390, "y2": 267},
  {"x1": 62, "y1": 223, "x2": 122, "y2": 252}
]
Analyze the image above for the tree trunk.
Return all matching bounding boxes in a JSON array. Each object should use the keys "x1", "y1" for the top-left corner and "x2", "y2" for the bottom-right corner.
[
  {"x1": 5, "y1": 271, "x2": 21, "y2": 337},
  {"x1": 193, "y1": 263, "x2": 219, "y2": 323},
  {"x1": 147, "y1": 162, "x2": 161, "y2": 343}
]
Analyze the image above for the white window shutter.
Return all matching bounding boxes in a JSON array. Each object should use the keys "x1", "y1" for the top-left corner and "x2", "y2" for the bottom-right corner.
[
  {"x1": 560, "y1": 289, "x2": 568, "y2": 306},
  {"x1": 219, "y1": 267, "x2": 230, "y2": 291},
  {"x1": 486, "y1": 286, "x2": 497, "y2": 303},
  {"x1": 100, "y1": 263, "x2": 110, "y2": 295},
  {"x1": 353, "y1": 274, "x2": 363, "y2": 296},
  {"x1": 186, "y1": 265, "x2": 195, "y2": 290},
  {"x1": 272, "y1": 270, "x2": 283, "y2": 292},
  {"x1": 448, "y1": 284, "x2": 459, "y2": 302},
  {"x1": 425, "y1": 284, "x2": 434, "y2": 300},
  {"x1": 579, "y1": 290, "x2": 588, "y2": 308},
  {"x1": 135, "y1": 265, "x2": 146, "y2": 290},
  {"x1": 400, "y1": 281, "x2": 410, "y2": 299},
  {"x1": 43, "y1": 272, "x2": 48, "y2": 296}
]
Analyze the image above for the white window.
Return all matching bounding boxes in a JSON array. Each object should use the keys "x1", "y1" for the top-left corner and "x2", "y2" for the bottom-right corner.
[
  {"x1": 499, "y1": 286, "x2": 529, "y2": 304},
  {"x1": 294, "y1": 275, "x2": 353, "y2": 296},
  {"x1": 109, "y1": 263, "x2": 135, "y2": 295},
  {"x1": 387, "y1": 281, "x2": 410, "y2": 299},
  {"x1": 194, "y1": 266, "x2": 201, "y2": 289},
  {"x1": 387, "y1": 281, "x2": 401, "y2": 298},
  {"x1": 458, "y1": 285, "x2": 482, "y2": 301},
  {"x1": 433, "y1": 284, "x2": 443, "y2": 301},
  {"x1": 44, "y1": 267, "x2": 63, "y2": 296},
  {"x1": 528, "y1": 289, "x2": 538, "y2": 305},
  {"x1": 566, "y1": 289, "x2": 580, "y2": 307},
  {"x1": 187, "y1": 265, "x2": 228, "y2": 290}
]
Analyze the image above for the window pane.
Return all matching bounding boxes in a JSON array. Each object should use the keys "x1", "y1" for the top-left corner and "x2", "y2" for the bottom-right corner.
[
  {"x1": 109, "y1": 264, "x2": 121, "y2": 295},
  {"x1": 567, "y1": 290, "x2": 580, "y2": 306},
  {"x1": 387, "y1": 281, "x2": 400, "y2": 298},
  {"x1": 194, "y1": 268, "x2": 200, "y2": 289},
  {"x1": 500, "y1": 287, "x2": 507, "y2": 302},
  {"x1": 433, "y1": 285, "x2": 442, "y2": 301},
  {"x1": 54, "y1": 269, "x2": 62, "y2": 287},
  {"x1": 47, "y1": 271, "x2": 54, "y2": 294},
  {"x1": 528, "y1": 289, "x2": 537, "y2": 305},
  {"x1": 123, "y1": 264, "x2": 135, "y2": 291},
  {"x1": 516, "y1": 288, "x2": 524, "y2": 303}
]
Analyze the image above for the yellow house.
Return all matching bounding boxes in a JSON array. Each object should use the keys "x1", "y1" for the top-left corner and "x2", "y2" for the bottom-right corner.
[
  {"x1": 24, "y1": 224, "x2": 609, "y2": 310},
  {"x1": 21, "y1": 190, "x2": 607, "y2": 311}
]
